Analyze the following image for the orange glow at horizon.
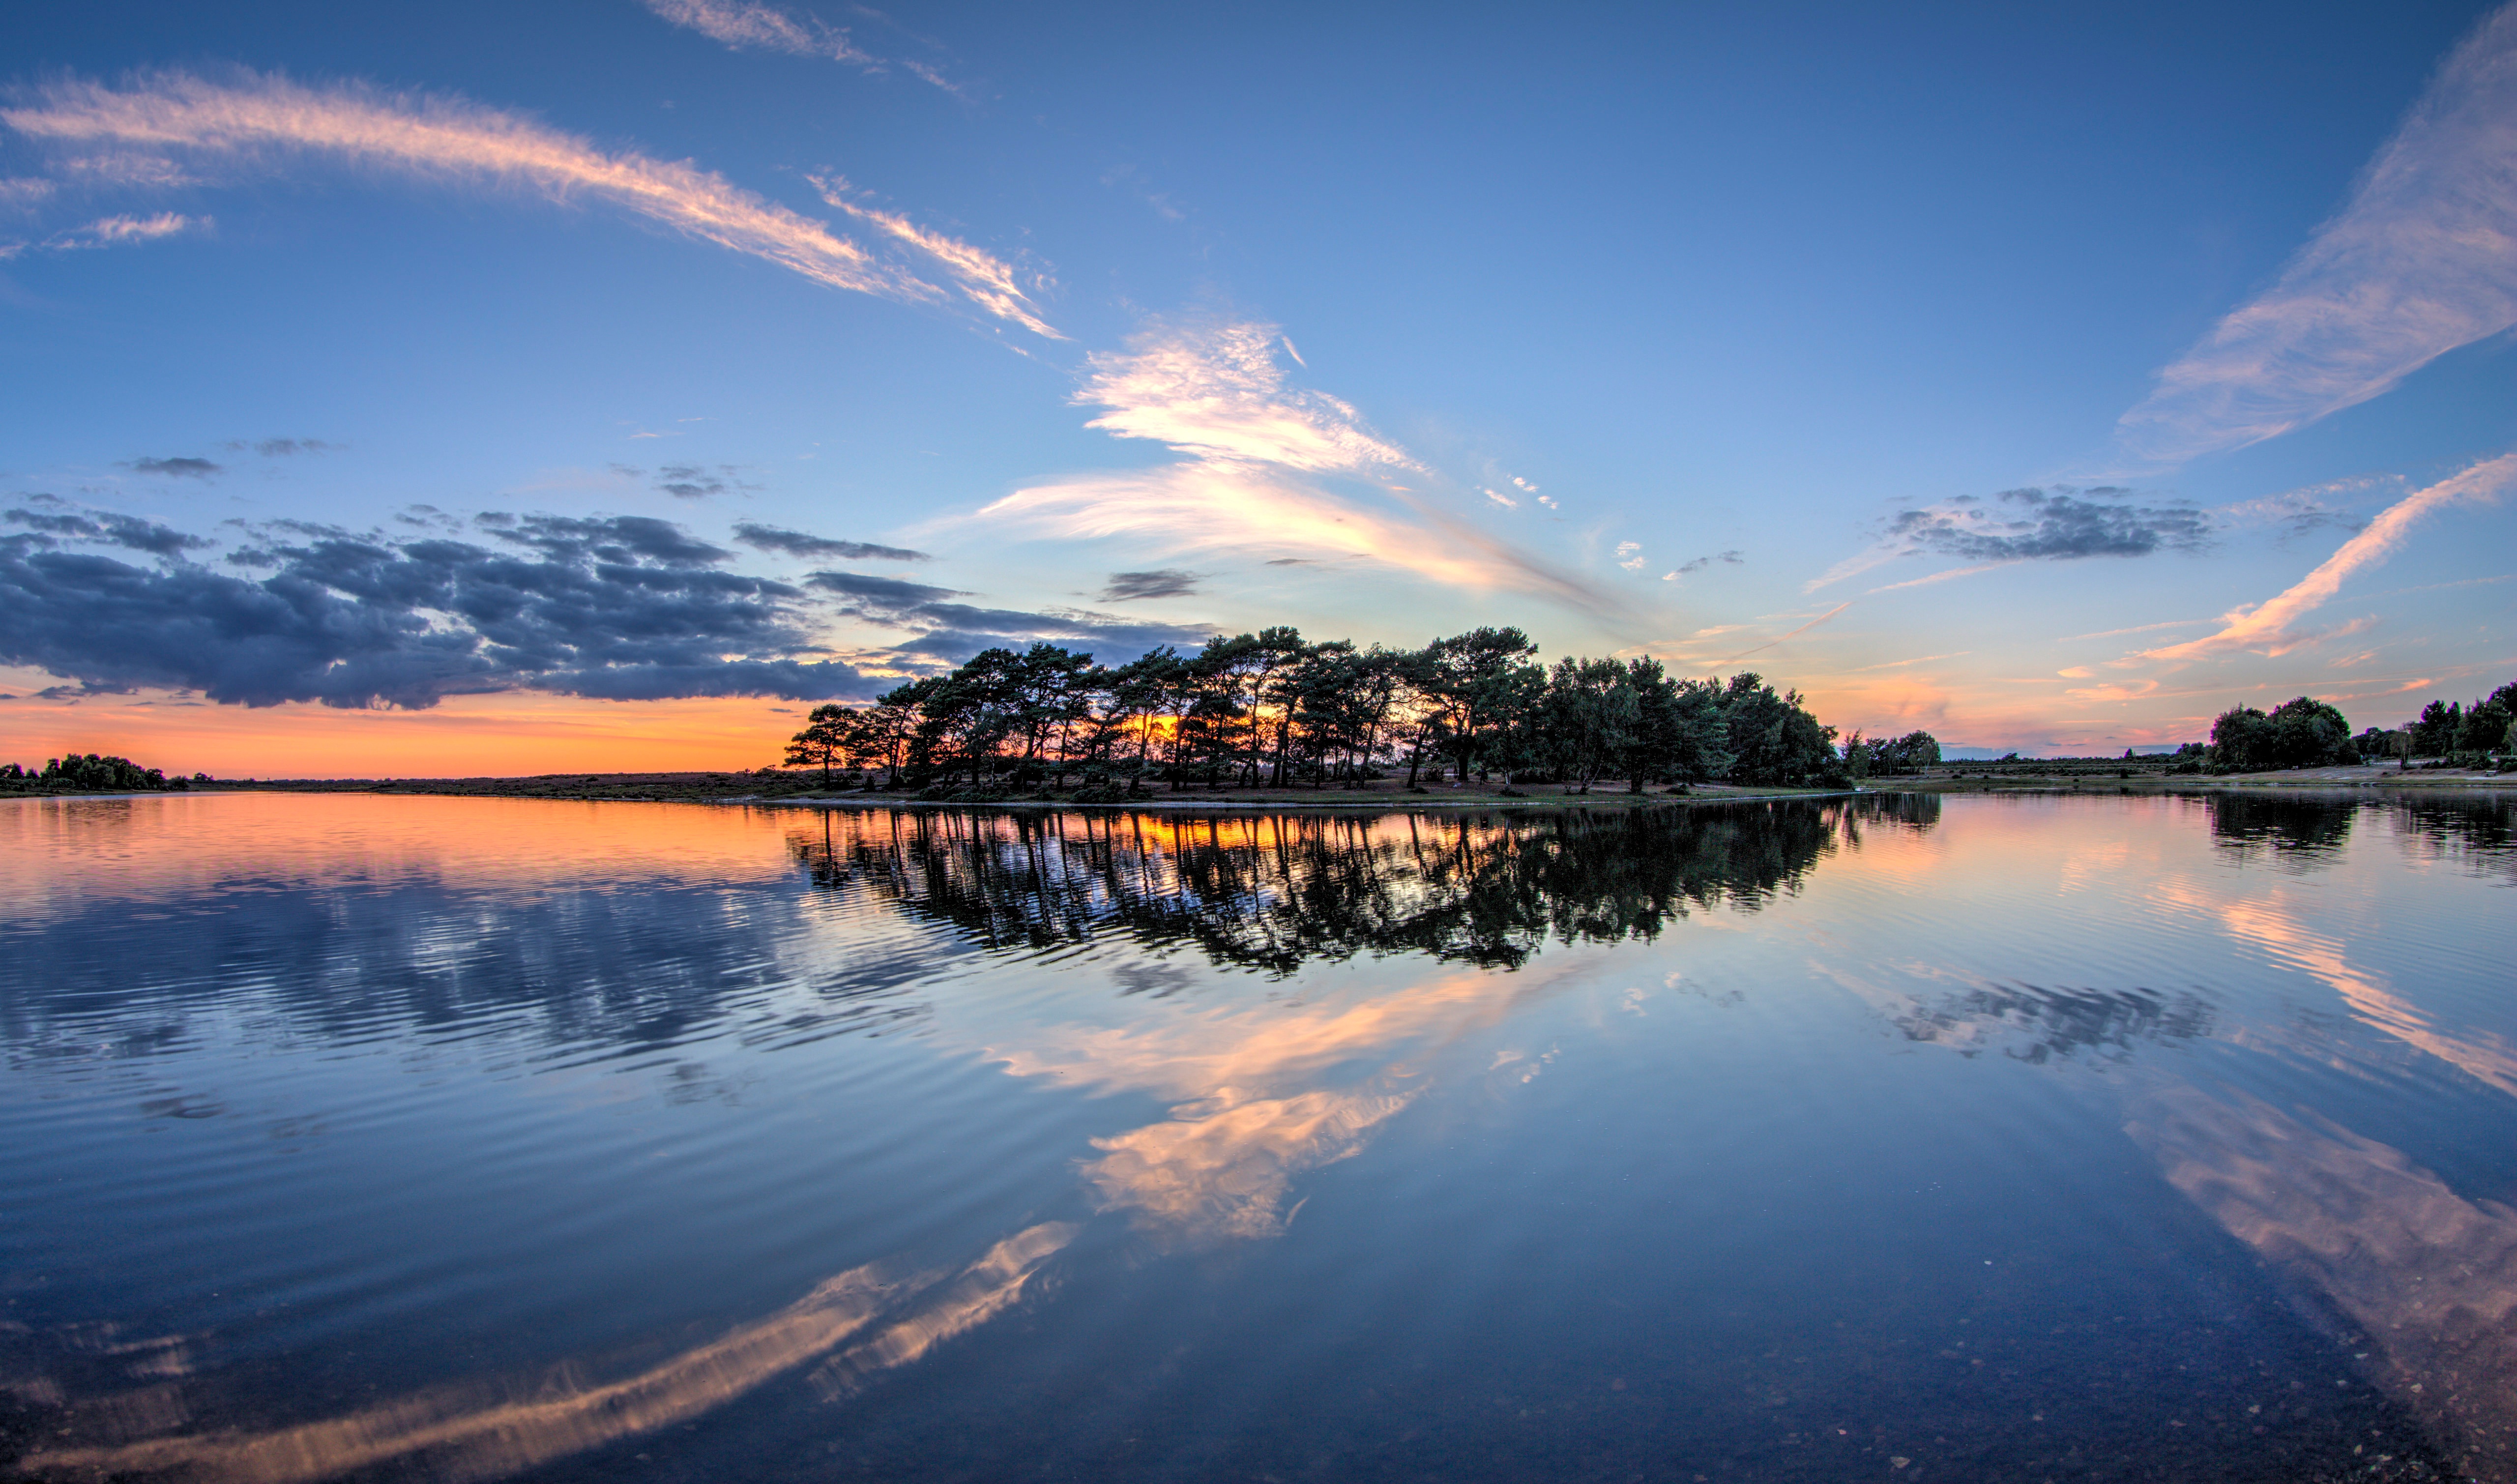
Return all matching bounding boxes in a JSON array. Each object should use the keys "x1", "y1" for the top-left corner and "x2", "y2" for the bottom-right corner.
[{"x1": 0, "y1": 687, "x2": 811, "y2": 778}]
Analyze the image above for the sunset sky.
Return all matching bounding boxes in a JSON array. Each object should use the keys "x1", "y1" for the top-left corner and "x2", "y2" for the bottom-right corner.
[{"x1": 3, "y1": 0, "x2": 2513, "y2": 774}]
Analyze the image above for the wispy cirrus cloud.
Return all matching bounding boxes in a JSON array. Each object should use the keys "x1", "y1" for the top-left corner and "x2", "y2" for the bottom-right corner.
[
  {"x1": 2132, "y1": 452, "x2": 2517, "y2": 663},
  {"x1": 639, "y1": 0, "x2": 965, "y2": 95},
  {"x1": 812, "y1": 175, "x2": 1057, "y2": 338},
  {"x1": 221, "y1": 436, "x2": 336, "y2": 457},
  {"x1": 0, "y1": 71, "x2": 1047, "y2": 333},
  {"x1": 969, "y1": 320, "x2": 1618, "y2": 622},
  {"x1": 2115, "y1": 3, "x2": 2517, "y2": 464},
  {"x1": 641, "y1": 0, "x2": 881, "y2": 65},
  {"x1": 0, "y1": 208, "x2": 204, "y2": 258}
]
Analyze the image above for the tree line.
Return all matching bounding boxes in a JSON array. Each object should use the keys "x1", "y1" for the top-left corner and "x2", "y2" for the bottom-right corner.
[
  {"x1": 0, "y1": 754, "x2": 199, "y2": 794},
  {"x1": 781, "y1": 627, "x2": 1870, "y2": 796},
  {"x1": 2201, "y1": 677, "x2": 2515, "y2": 774}
]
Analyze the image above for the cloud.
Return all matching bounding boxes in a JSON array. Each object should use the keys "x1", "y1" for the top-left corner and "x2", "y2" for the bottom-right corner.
[
  {"x1": 805, "y1": 568, "x2": 1208, "y2": 664},
  {"x1": 124, "y1": 454, "x2": 222, "y2": 477},
  {"x1": 1076, "y1": 320, "x2": 1415, "y2": 473},
  {"x1": 1482, "y1": 487, "x2": 1516, "y2": 508},
  {"x1": 1672, "y1": 549, "x2": 1744, "y2": 576},
  {"x1": 1099, "y1": 568, "x2": 1200, "y2": 602},
  {"x1": 2115, "y1": 4, "x2": 2517, "y2": 463},
  {"x1": 0, "y1": 511, "x2": 882, "y2": 707},
  {"x1": 814, "y1": 175, "x2": 1057, "y2": 339},
  {"x1": 2135, "y1": 452, "x2": 2517, "y2": 663},
  {"x1": 1, "y1": 71, "x2": 1045, "y2": 333},
  {"x1": 970, "y1": 320, "x2": 1621, "y2": 624},
  {"x1": 653, "y1": 462, "x2": 752, "y2": 499},
  {"x1": 975, "y1": 462, "x2": 1622, "y2": 624},
  {"x1": 641, "y1": 0, "x2": 880, "y2": 64},
  {"x1": 1844, "y1": 651, "x2": 1971, "y2": 673},
  {"x1": 226, "y1": 436, "x2": 336, "y2": 456},
  {"x1": 734, "y1": 523, "x2": 930, "y2": 561},
  {"x1": 6, "y1": 506, "x2": 212, "y2": 556},
  {"x1": 2053, "y1": 618, "x2": 2207, "y2": 642},
  {"x1": 2217, "y1": 476, "x2": 2388, "y2": 539},
  {"x1": 1864, "y1": 560, "x2": 2013, "y2": 596},
  {"x1": 1717, "y1": 601, "x2": 1853, "y2": 664},
  {"x1": 38, "y1": 210, "x2": 203, "y2": 250},
  {"x1": 805, "y1": 569, "x2": 968, "y2": 611},
  {"x1": 640, "y1": 0, "x2": 966, "y2": 95},
  {"x1": 1887, "y1": 487, "x2": 2210, "y2": 562}
]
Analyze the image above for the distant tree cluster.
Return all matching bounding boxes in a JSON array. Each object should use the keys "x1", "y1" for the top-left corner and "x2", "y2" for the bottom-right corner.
[
  {"x1": 2207, "y1": 697, "x2": 2353, "y2": 773},
  {"x1": 1843, "y1": 729, "x2": 1941, "y2": 778},
  {"x1": 0, "y1": 754, "x2": 199, "y2": 794},
  {"x1": 781, "y1": 627, "x2": 1849, "y2": 795}
]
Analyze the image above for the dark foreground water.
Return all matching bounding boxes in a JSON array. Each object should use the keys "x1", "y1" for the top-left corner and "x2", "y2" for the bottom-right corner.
[{"x1": 2, "y1": 791, "x2": 2513, "y2": 1484}]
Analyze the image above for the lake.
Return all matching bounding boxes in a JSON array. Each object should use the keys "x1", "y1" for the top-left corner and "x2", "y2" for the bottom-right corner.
[{"x1": 2, "y1": 790, "x2": 2512, "y2": 1484}]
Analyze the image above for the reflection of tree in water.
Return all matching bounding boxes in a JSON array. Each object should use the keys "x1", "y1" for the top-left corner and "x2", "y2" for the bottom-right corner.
[
  {"x1": 2203, "y1": 792, "x2": 2357, "y2": 866},
  {"x1": 1894, "y1": 983, "x2": 2212, "y2": 1063},
  {"x1": 788, "y1": 798, "x2": 1927, "y2": 976},
  {"x1": 2388, "y1": 793, "x2": 2516, "y2": 884},
  {"x1": 2201, "y1": 791, "x2": 2517, "y2": 883}
]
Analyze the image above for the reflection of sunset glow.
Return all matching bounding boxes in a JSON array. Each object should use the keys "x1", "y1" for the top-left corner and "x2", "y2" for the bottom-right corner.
[
  {"x1": 0, "y1": 794, "x2": 800, "y2": 913},
  {"x1": 993, "y1": 968, "x2": 1507, "y2": 1099},
  {"x1": 24, "y1": 1225, "x2": 1074, "y2": 1484}
]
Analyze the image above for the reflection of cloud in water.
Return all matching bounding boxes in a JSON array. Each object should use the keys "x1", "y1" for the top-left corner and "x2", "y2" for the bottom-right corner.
[
  {"x1": 22, "y1": 1225, "x2": 1074, "y2": 1484},
  {"x1": 2128, "y1": 1088, "x2": 2517, "y2": 1481},
  {"x1": 1892, "y1": 982, "x2": 2211, "y2": 1063},
  {"x1": 993, "y1": 967, "x2": 1548, "y2": 1244},
  {"x1": 1084, "y1": 1087, "x2": 1415, "y2": 1242},
  {"x1": 2210, "y1": 890, "x2": 2517, "y2": 1099}
]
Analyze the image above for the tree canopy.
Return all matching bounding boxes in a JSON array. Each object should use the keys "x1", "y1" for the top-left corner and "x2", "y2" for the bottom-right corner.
[
  {"x1": 780, "y1": 628, "x2": 1848, "y2": 794},
  {"x1": 1, "y1": 754, "x2": 194, "y2": 794}
]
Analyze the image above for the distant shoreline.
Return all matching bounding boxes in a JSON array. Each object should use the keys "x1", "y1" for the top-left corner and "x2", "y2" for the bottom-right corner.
[{"x1": 8, "y1": 769, "x2": 2508, "y2": 811}]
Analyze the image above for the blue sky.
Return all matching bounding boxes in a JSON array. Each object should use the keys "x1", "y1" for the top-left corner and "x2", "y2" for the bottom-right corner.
[{"x1": 2, "y1": 0, "x2": 2513, "y2": 769}]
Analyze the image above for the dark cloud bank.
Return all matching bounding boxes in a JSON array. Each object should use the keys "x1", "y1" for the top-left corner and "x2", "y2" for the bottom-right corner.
[
  {"x1": 125, "y1": 455, "x2": 223, "y2": 478},
  {"x1": 808, "y1": 570, "x2": 1212, "y2": 669},
  {"x1": 733, "y1": 523, "x2": 930, "y2": 562},
  {"x1": 0, "y1": 509, "x2": 1208, "y2": 709},
  {"x1": 1099, "y1": 568, "x2": 1200, "y2": 601},
  {"x1": 1889, "y1": 487, "x2": 2208, "y2": 561}
]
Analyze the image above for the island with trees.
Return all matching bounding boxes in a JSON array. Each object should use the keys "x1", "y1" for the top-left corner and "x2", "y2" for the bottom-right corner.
[
  {"x1": 778, "y1": 626, "x2": 1847, "y2": 802},
  {"x1": 0, "y1": 754, "x2": 201, "y2": 795}
]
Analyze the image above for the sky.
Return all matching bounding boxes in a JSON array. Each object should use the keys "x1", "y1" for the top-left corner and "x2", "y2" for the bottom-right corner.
[{"x1": 2, "y1": 0, "x2": 2513, "y2": 773}]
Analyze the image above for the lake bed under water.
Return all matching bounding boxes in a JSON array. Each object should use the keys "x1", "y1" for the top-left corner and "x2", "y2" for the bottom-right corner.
[{"x1": 2, "y1": 790, "x2": 2512, "y2": 1483}]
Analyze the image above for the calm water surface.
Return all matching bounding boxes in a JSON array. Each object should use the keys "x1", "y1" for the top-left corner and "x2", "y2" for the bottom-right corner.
[{"x1": 2, "y1": 791, "x2": 2512, "y2": 1483}]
